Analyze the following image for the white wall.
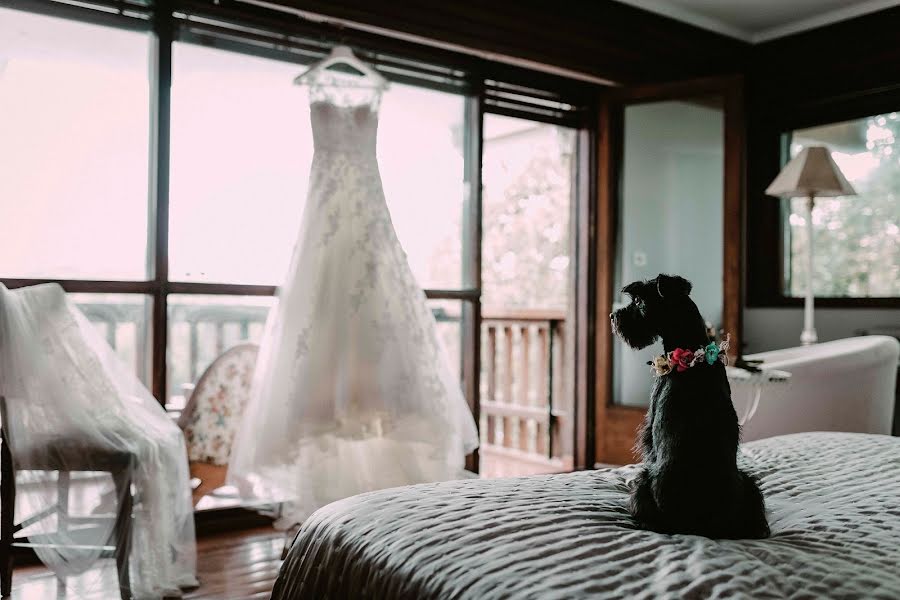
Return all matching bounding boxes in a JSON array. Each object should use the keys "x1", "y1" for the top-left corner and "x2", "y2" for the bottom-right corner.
[{"x1": 743, "y1": 307, "x2": 899, "y2": 354}]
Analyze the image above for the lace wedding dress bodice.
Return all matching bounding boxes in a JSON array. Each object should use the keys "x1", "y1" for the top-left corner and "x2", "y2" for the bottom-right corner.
[
  {"x1": 310, "y1": 102, "x2": 378, "y2": 153},
  {"x1": 229, "y1": 83, "x2": 479, "y2": 525}
]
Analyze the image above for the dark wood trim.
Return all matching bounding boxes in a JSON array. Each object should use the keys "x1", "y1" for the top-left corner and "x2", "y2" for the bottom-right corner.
[
  {"x1": 744, "y1": 107, "x2": 785, "y2": 309},
  {"x1": 610, "y1": 75, "x2": 743, "y2": 104},
  {"x1": 722, "y1": 76, "x2": 744, "y2": 354},
  {"x1": 2, "y1": 0, "x2": 153, "y2": 30},
  {"x1": 262, "y1": 0, "x2": 748, "y2": 86},
  {"x1": 572, "y1": 119, "x2": 597, "y2": 470},
  {"x1": 593, "y1": 95, "x2": 641, "y2": 465},
  {"x1": 150, "y1": 2, "x2": 174, "y2": 402},
  {"x1": 764, "y1": 88, "x2": 900, "y2": 134},
  {"x1": 193, "y1": 507, "x2": 274, "y2": 537},
  {"x1": 751, "y1": 6, "x2": 900, "y2": 119},
  {"x1": 166, "y1": 282, "x2": 278, "y2": 296},
  {"x1": 424, "y1": 289, "x2": 480, "y2": 301},
  {"x1": 461, "y1": 88, "x2": 484, "y2": 474},
  {"x1": 0, "y1": 278, "x2": 480, "y2": 301},
  {"x1": 594, "y1": 76, "x2": 746, "y2": 465},
  {"x1": 0, "y1": 279, "x2": 159, "y2": 293},
  {"x1": 481, "y1": 103, "x2": 583, "y2": 129}
]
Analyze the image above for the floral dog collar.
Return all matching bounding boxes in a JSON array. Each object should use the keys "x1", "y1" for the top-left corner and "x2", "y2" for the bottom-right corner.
[{"x1": 648, "y1": 335, "x2": 730, "y2": 377}]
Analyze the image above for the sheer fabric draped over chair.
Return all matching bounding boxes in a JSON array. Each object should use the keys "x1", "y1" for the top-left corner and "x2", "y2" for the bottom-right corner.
[{"x1": 0, "y1": 283, "x2": 197, "y2": 599}]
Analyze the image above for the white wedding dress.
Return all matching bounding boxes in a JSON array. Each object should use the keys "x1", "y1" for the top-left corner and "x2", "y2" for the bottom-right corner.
[{"x1": 229, "y1": 80, "x2": 479, "y2": 525}]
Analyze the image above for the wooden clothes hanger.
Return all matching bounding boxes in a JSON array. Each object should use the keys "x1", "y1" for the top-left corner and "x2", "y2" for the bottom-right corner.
[{"x1": 293, "y1": 45, "x2": 388, "y2": 90}]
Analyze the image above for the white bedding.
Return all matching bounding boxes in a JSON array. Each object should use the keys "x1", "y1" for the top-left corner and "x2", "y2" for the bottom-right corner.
[{"x1": 273, "y1": 433, "x2": 900, "y2": 599}]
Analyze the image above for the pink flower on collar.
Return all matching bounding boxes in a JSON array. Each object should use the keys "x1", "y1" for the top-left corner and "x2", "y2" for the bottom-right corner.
[{"x1": 670, "y1": 348, "x2": 695, "y2": 372}]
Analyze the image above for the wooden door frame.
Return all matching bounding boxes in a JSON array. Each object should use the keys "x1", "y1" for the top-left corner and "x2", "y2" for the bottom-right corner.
[{"x1": 594, "y1": 75, "x2": 745, "y2": 466}]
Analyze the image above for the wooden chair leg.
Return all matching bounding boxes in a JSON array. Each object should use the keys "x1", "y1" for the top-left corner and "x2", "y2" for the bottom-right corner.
[
  {"x1": 112, "y1": 469, "x2": 133, "y2": 600},
  {"x1": 1, "y1": 430, "x2": 15, "y2": 598}
]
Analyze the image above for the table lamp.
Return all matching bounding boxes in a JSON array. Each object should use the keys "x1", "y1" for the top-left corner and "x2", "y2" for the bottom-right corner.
[{"x1": 765, "y1": 146, "x2": 856, "y2": 345}]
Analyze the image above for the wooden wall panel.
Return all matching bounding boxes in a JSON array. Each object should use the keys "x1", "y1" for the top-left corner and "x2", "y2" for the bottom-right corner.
[{"x1": 270, "y1": 0, "x2": 749, "y2": 85}]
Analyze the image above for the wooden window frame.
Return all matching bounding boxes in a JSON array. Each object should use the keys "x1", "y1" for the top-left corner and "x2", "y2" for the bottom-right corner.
[
  {"x1": 746, "y1": 91, "x2": 900, "y2": 310},
  {"x1": 1, "y1": 0, "x2": 599, "y2": 474}
]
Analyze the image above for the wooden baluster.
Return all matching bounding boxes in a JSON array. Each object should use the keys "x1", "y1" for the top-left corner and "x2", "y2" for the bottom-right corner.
[
  {"x1": 550, "y1": 322, "x2": 564, "y2": 458},
  {"x1": 503, "y1": 325, "x2": 514, "y2": 448},
  {"x1": 188, "y1": 321, "x2": 198, "y2": 383},
  {"x1": 536, "y1": 323, "x2": 549, "y2": 456},
  {"x1": 215, "y1": 322, "x2": 225, "y2": 356},
  {"x1": 537, "y1": 324, "x2": 549, "y2": 407},
  {"x1": 519, "y1": 325, "x2": 531, "y2": 452},
  {"x1": 485, "y1": 325, "x2": 497, "y2": 446},
  {"x1": 520, "y1": 325, "x2": 531, "y2": 406},
  {"x1": 536, "y1": 422, "x2": 548, "y2": 456}
]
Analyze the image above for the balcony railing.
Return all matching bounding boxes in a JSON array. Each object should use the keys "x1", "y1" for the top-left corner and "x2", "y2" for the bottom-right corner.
[
  {"x1": 480, "y1": 310, "x2": 572, "y2": 478},
  {"x1": 79, "y1": 301, "x2": 573, "y2": 477}
]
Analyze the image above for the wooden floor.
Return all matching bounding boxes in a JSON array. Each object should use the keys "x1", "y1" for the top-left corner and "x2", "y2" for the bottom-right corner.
[{"x1": 11, "y1": 526, "x2": 285, "y2": 599}]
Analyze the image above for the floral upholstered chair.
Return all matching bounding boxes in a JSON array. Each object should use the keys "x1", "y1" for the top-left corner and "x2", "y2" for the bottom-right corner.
[{"x1": 178, "y1": 343, "x2": 259, "y2": 504}]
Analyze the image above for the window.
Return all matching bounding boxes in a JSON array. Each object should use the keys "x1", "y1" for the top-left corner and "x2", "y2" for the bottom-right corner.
[
  {"x1": 0, "y1": 8, "x2": 151, "y2": 280},
  {"x1": 72, "y1": 293, "x2": 151, "y2": 384},
  {"x1": 166, "y1": 42, "x2": 469, "y2": 403},
  {"x1": 428, "y1": 300, "x2": 463, "y2": 381},
  {"x1": 169, "y1": 43, "x2": 309, "y2": 285},
  {"x1": 1, "y1": 0, "x2": 592, "y2": 478},
  {"x1": 784, "y1": 115, "x2": 900, "y2": 298},
  {"x1": 169, "y1": 44, "x2": 465, "y2": 289},
  {"x1": 167, "y1": 295, "x2": 274, "y2": 405},
  {"x1": 479, "y1": 114, "x2": 578, "y2": 477},
  {"x1": 482, "y1": 115, "x2": 575, "y2": 312},
  {"x1": 379, "y1": 85, "x2": 465, "y2": 289}
]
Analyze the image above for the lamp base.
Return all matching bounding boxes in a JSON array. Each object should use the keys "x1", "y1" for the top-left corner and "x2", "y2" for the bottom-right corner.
[{"x1": 800, "y1": 328, "x2": 818, "y2": 346}]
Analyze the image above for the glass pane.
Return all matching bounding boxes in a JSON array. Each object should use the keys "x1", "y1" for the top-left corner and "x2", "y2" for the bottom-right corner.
[
  {"x1": 379, "y1": 85, "x2": 465, "y2": 289},
  {"x1": 169, "y1": 43, "x2": 309, "y2": 285},
  {"x1": 480, "y1": 114, "x2": 577, "y2": 477},
  {"x1": 167, "y1": 294, "x2": 275, "y2": 405},
  {"x1": 69, "y1": 293, "x2": 151, "y2": 385},
  {"x1": 429, "y1": 299, "x2": 462, "y2": 382},
  {"x1": 787, "y1": 115, "x2": 900, "y2": 297},
  {"x1": 0, "y1": 9, "x2": 150, "y2": 279},
  {"x1": 169, "y1": 45, "x2": 465, "y2": 289},
  {"x1": 613, "y1": 97, "x2": 724, "y2": 407},
  {"x1": 482, "y1": 115, "x2": 575, "y2": 311}
]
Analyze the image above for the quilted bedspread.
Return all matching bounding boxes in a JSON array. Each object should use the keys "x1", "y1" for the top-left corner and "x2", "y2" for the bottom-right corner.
[{"x1": 272, "y1": 433, "x2": 900, "y2": 599}]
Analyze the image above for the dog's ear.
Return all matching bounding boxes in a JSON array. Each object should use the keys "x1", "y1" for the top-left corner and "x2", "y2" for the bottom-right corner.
[
  {"x1": 656, "y1": 274, "x2": 692, "y2": 298},
  {"x1": 622, "y1": 281, "x2": 644, "y2": 298}
]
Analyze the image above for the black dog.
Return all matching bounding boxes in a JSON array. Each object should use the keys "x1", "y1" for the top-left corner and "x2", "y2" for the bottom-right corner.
[{"x1": 611, "y1": 274, "x2": 769, "y2": 539}]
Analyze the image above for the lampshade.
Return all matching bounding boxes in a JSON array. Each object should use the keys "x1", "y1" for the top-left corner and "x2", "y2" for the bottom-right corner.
[{"x1": 765, "y1": 146, "x2": 857, "y2": 198}]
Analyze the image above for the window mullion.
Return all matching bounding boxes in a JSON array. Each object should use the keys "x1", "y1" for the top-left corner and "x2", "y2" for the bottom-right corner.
[
  {"x1": 150, "y1": 1, "x2": 174, "y2": 403},
  {"x1": 461, "y1": 83, "x2": 484, "y2": 473}
]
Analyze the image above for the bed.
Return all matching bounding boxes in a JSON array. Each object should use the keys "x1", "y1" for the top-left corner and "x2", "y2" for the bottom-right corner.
[{"x1": 273, "y1": 433, "x2": 900, "y2": 599}]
